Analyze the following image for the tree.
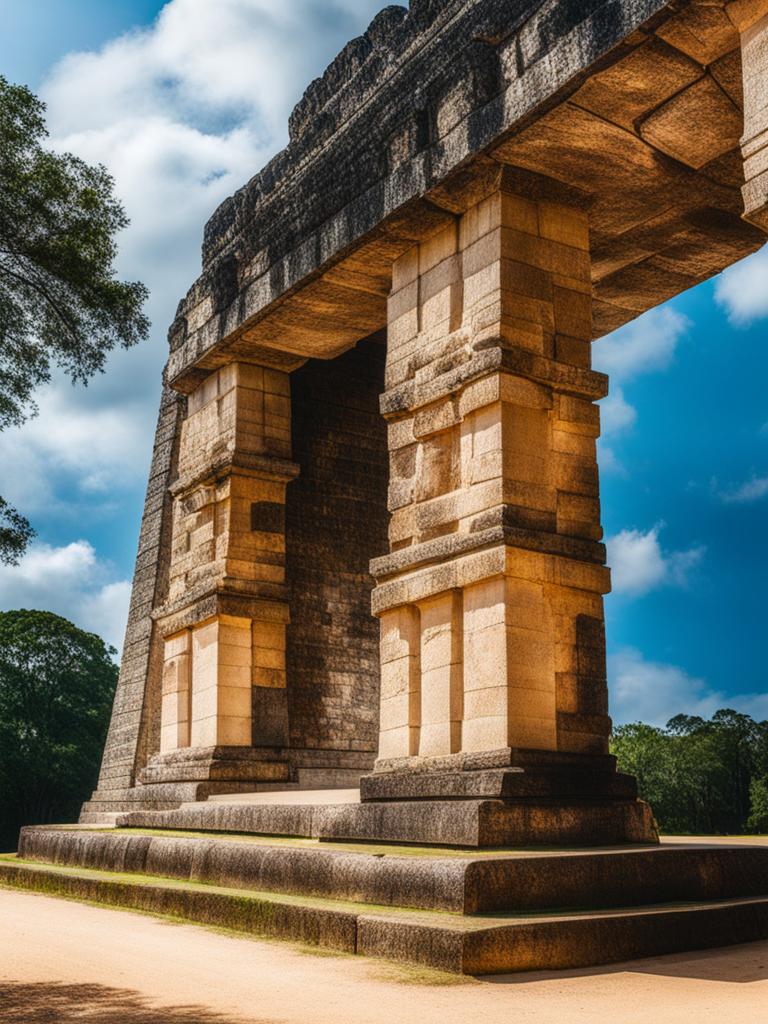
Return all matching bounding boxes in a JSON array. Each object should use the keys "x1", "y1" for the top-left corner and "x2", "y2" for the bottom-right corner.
[
  {"x1": 0, "y1": 76, "x2": 149, "y2": 564},
  {"x1": 612, "y1": 710, "x2": 768, "y2": 835},
  {"x1": 748, "y1": 777, "x2": 768, "y2": 834},
  {"x1": 0, "y1": 610, "x2": 118, "y2": 851}
]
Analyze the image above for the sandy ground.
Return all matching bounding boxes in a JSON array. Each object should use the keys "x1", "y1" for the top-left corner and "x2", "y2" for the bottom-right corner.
[{"x1": 1, "y1": 887, "x2": 767, "y2": 1024}]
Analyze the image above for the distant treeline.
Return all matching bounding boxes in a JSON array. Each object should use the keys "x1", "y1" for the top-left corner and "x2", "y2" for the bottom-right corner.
[{"x1": 612, "y1": 710, "x2": 768, "y2": 835}]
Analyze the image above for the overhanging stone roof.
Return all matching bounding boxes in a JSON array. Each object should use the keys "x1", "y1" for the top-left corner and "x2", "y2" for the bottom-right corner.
[{"x1": 167, "y1": 0, "x2": 765, "y2": 391}]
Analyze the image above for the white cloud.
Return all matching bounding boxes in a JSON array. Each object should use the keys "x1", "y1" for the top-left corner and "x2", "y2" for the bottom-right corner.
[
  {"x1": 600, "y1": 385, "x2": 637, "y2": 436},
  {"x1": 0, "y1": 541, "x2": 130, "y2": 654},
  {"x1": 609, "y1": 647, "x2": 768, "y2": 726},
  {"x1": 596, "y1": 441, "x2": 626, "y2": 477},
  {"x1": 594, "y1": 307, "x2": 691, "y2": 384},
  {"x1": 0, "y1": 384, "x2": 151, "y2": 517},
  {"x1": 606, "y1": 524, "x2": 705, "y2": 597},
  {"x1": 715, "y1": 244, "x2": 768, "y2": 326},
  {"x1": 595, "y1": 307, "x2": 691, "y2": 440},
  {"x1": 718, "y1": 474, "x2": 768, "y2": 504}
]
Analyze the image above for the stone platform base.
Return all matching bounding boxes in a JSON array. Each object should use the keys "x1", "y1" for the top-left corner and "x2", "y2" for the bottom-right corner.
[
  {"x1": 117, "y1": 794, "x2": 656, "y2": 847},
  {"x1": 112, "y1": 754, "x2": 659, "y2": 848},
  {"x1": 4, "y1": 826, "x2": 768, "y2": 975}
]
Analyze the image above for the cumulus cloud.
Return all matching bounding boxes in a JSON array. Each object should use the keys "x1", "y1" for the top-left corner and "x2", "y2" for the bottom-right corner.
[
  {"x1": 0, "y1": 383, "x2": 151, "y2": 518},
  {"x1": 0, "y1": 541, "x2": 130, "y2": 654},
  {"x1": 606, "y1": 524, "x2": 705, "y2": 597},
  {"x1": 593, "y1": 306, "x2": 691, "y2": 464},
  {"x1": 599, "y1": 385, "x2": 637, "y2": 436},
  {"x1": 717, "y1": 474, "x2": 768, "y2": 505},
  {"x1": 715, "y1": 244, "x2": 768, "y2": 326},
  {"x1": 609, "y1": 647, "x2": 768, "y2": 726},
  {"x1": 594, "y1": 307, "x2": 690, "y2": 385}
]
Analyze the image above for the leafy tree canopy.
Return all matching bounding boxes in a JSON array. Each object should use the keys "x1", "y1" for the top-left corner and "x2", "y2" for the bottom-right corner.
[
  {"x1": 612, "y1": 709, "x2": 768, "y2": 836},
  {"x1": 0, "y1": 609, "x2": 117, "y2": 850},
  {"x1": 0, "y1": 76, "x2": 149, "y2": 563}
]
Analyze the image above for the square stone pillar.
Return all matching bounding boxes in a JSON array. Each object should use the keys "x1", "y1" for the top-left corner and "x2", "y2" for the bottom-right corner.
[
  {"x1": 371, "y1": 178, "x2": 611, "y2": 770},
  {"x1": 152, "y1": 361, "x2": 298, "y2": 780},
  {"x1": 729, "y1": 0, "x2": 768, "y2": 228}
]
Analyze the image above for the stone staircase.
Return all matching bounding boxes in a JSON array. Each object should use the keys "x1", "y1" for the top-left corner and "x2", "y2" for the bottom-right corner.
[{"x1": 3, "y1": 822, "x2": 768, "y2": 975}]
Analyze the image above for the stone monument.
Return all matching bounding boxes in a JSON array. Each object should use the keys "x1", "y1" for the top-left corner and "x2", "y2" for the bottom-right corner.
[{"x1": 5, "y1": 0, "x2": 768, "y2": 974}]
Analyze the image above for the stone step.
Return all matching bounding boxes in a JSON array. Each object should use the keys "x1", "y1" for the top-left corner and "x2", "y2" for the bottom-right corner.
[
  {"x1": 114, "y1": 795, "x2": 656, "y2": 848},
  {"x1": 17, "y1": 826, "x2": 768, "y2": 916},
  {"x1": 2, "y1": 853, "x2": 767, "y2": 975},
  {"x1": 80, "y1": 781, "x2": 302, "y2": 822},
  {"x1": 203, "y1": 788, "x2": 360, "y2": 806}
]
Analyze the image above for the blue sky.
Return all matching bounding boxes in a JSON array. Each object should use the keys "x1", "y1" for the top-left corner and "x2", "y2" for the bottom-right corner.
[{"x1": 0, "y1": 1, "x2": 765, "y2": 727}]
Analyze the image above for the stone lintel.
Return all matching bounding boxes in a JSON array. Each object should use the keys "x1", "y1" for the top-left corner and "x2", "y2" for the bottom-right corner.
[
  {"x1": 168, "y1": 0, "x2": 734, "y2": 387},
  {"x1": 736, "y1": 6, "x2": 768, "y2": 228},
  {"x1": 727, "y1": 0, "x2": 768, "y2": 32}
]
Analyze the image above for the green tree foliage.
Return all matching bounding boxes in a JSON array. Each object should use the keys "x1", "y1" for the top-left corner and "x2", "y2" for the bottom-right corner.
[
  {"x1": 0, "y1": 610, "x2": 117, "y2": 851},
  {"x1": 747, "y1": 777, "x2": 768, "y2": 833},
  {"x1": 0, "y1": 76, "x2": 149, "y2": 563},
  {"x1": 612, "y1": 709, "x2": 768, "y2": 835}
]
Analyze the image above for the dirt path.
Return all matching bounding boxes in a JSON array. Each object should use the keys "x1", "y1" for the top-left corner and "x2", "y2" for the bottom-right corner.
[{"x1": 1, "y1": 888, "x2": 766, "y2": 1024}]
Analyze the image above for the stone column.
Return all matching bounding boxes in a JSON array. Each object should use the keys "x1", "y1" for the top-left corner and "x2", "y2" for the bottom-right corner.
[
  {"x1": 729, "y1": 0, "x2": 768, "y2": 228},
  {"x1": 371, "y1": 179, "x2": 611, "y2": 769},
  {"x1": 151, "y1": 361, "x2": 298, "y2": 782}
]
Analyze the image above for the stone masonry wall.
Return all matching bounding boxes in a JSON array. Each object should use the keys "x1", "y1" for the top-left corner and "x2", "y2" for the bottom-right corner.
[
  {"x1": 285, "y1": 335, "x2": 389, "y2": 761},
  {"x1": 95, "y1": 385, "x2": 184, "y2": 792}
]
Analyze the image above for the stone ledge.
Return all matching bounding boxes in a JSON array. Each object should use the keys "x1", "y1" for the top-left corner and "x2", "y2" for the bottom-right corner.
[
  {"x1": 369, "y1": 523, "x2": 606, "y2": 582},
  {"x1": 139, "y1": 746, "x2": 290, "y2": 785},
  {"x1": 152, "y1": 590, "x2": 290, "y2": 637},
  {"x1": 372, "y1": 746, "x2": 618, "y2": 774},
  {"x1": 371, "y1": 538, "x2": 610, "y2": 614},
  {"x1": 380, "y1": 344, "x2": 610, "y2": 418},
  {"x1": 169, "y1": 451, "x2": 300, "y2": 498},
  {"x1": 359, "y1": 766, "x2": 637, "y2": 802},
  {"x1": 15, "y1": 826, "x2": 768, "y2": 916}
]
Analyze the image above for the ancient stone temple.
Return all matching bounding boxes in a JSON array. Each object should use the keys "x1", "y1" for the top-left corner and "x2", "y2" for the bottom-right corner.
[{"x1": 7, "y1": 0, "x2": 768, "y2": 974}]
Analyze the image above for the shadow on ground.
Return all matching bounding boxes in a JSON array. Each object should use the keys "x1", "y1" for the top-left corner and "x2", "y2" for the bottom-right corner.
[
  {"x1": 483, "y1": 940, "x2": 768, "y2": 986},
  {"x1": 0, "y1": 982, "x2": 273, "y2": 1023}
]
